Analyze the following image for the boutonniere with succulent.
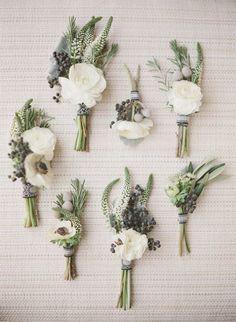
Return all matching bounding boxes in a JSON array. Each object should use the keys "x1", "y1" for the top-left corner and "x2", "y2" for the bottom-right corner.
[
  {"x1": 147, "y1": 40, "x2": 203, "y2": 157},
  {"x1": 47, "y1": 16, "x2": 118, "y2": 152},
  {"x1": 166, "y1": 158, "x2": 225, "y2": 256},
  {"x1": 8, "y1": 99, "x2": 56, "y2": 227},
  {"x1": 50, "y1": 179, "x2": 88, "y2": 280},
  {"x1": 111, "y1": 65, "x2": 153, "y2": 143},
  {"x1": 101, "y1": 168, "x2": 160, "y2": 310}
]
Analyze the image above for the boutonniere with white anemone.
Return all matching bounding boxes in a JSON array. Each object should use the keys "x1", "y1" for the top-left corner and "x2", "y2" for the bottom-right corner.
[
  {"x1": 47, "y1": 16, "x2": 118, "y2": 152},
  {"x1": 101, "y1": 168, "x2": 160, "y2": 310},
  {"x1": 50, "y1": 179, "x2": 88, "y2": 280},
  {"x1": 147, "y1": 40, "x2": 203, "y2": 157},
  {"x1": 8, "y1": 99, "x2": 56, "y2": 227},
  {"x1": 111, "y1": 65, "x2": 153, "y2": 143},
  {"x1": 166, "y1": 158, "x2": 225, "y2": 256}
]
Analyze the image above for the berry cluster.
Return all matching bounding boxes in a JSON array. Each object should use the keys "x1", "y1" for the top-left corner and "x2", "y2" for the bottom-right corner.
[
  {"x1": 122, "y1": 184, "x2": 156, "y2": 235},
  {"x1": 148, "y1": 238, "x2": 161, "y2": 251},
  {"x1": 8, "y1": 138, "x2": 31, "y2": 184},
  {"x1": 183, "y1": 192, "x2": 198, "y2": 214},
  {"x1": 48, "y1": 51, "x2": 71, "y2": 89}
]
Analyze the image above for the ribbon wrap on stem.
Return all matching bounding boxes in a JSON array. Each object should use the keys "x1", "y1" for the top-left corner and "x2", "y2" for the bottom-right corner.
[
  {"x1": 63, "y1": 246, "x2": 76, "y2": 280},
  {"x1": 74, "y1": 104, "x2": 89, "y2": 152},
  {"x1": 22, "y1": 183, "x2": 38, "y2": 228},
  {"x1": 178, "y1": 213, "x2": 190, "y2": 256}
]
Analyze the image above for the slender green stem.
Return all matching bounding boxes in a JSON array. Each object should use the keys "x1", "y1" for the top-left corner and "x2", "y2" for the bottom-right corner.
[
  {"x1": 183, "y1": 224, "x2": 191, "y2": 253},
  {"x1": 117, "y1": 269, "x2": 131, "y2": 310},
  {"x1": 179, "y1": 224, "x2": 184, "y2": 256},
  {"x1": 24, "y1": 197, "x2": 37, "y2": 228},
  {"x1": 177, "y1": 125, "x2": 188, "y2": 158}
]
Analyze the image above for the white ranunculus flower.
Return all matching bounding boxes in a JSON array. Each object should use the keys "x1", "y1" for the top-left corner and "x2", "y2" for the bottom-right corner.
[
  {"x1": 24, "y1": 153, "x2": 53, "y2": 188},
  {"x1": 112, "y1": 118, "x2": 153, "y2": 139},
  {"x1": 59, "y1": 63, "x2": 106, "y2": 108},
  {"x1": 22, "y1": 127, "x2": 56, "y2": 161},
  {"x1": 168, "y1": 80, "x2": 203, "y2": 115},
  {"x1": 113, "y1": 229, "x2": 148, "y2": 261},
  {"x1": 50, "y1": 220, "x2": 76, "y2": 241}
]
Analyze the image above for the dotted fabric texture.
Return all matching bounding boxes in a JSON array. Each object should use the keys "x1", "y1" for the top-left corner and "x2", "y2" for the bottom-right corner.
[{"x1": 0, "y1": 0, "x2": 236, "y2": 321}]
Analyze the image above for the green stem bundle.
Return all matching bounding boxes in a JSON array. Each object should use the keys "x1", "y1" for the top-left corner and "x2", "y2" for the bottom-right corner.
[
  {"x1": 24, "y1": 196, "x2": 38, "y2": 227},
  {"x1": 177, "y1": 124, "x2": 188, "y2": 158},
  {"x1": 74, "y1": 115, "x2": 89, "y2": 152},
  {"x1": 117, "y1": 269, "x2": 131, "y2": 310},
  {"x1": 178, "y1": 223, "x2": 190, "y2": 256}
]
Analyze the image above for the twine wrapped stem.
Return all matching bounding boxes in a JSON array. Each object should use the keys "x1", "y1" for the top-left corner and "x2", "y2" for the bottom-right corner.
[
  {"x1": 63, "y1": 246, "x2": 76, "y2": 280},
  {"x1": 22, "y1": 183, "x2": 38, "y2": 228},
  {"x1": 74, "y1": 104, "x2": 89, "y2": 152}
]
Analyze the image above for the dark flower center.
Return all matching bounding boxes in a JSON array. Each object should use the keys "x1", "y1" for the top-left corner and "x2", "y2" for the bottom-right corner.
[
  {"x1": 55, "y1": 227, "x2": 69, "y2": 236},
  {"x1": 35, "y1": 161, "x2": 48, "y2": 174}
]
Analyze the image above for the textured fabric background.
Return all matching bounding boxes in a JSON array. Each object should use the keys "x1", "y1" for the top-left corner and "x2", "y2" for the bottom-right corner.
[{"x1": 1, "y1": 0, "x2": 236, "y2": 321}]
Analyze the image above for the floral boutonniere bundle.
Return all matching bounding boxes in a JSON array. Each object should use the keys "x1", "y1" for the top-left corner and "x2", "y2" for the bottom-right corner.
[
  {"x1": 50, "y1": 179, "x2": 88, "y2": 280},
  {"x1": 8, "y1": 99, "x2": 56, "y2": 227},
  {"x1": 166, "y1": 158, "x2": 225, "y2": 256},
  {"x1": 147, "y1": 40, "x2": 203, "y2": 157},
  {"x1": 101, "y1": 168, "x2": 160, "y2": 310},
  {"x1": 111, "y1": 65, "x2": 153, "y2": 142},
  {"x1": 48, "y1": 16, "x2": 118, "y2": 152}
]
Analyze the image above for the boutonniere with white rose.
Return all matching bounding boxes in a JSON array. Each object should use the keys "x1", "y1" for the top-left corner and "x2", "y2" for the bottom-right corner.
[
  {"x1": 147, "y1": 40, "x2": 203, "y2": 157},
  {"x1": 166, "y1": 158, "x2": 225, "y2": 256},
  {"x1": 47, "y1": 16, "x2": 118, "y2": 152},
  {"x1": 50, "y1": 179, "x2": 88, "y2": 280},
  {"x1": 8, "y1": 99, "x2": 56, "y2": 227},
  {"x1": 111, "y1": 65, "x2": 153, "y2": 143},
  {"x1": 101, "y1": 168, "x2": 160, "y2": 310}
]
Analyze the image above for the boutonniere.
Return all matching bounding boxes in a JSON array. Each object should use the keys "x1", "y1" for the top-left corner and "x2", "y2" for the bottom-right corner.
[
  {"x1": 51, "y1": 179, "x2": 88, "y2": 280},
  {"x1": 147, "y1": 40, "x2": 203, "y2": 157},
  {"x1": 111, "y1": 65, "x2": 153, "y2": 143},
  {"x1": 166, "y1": 158, "x2": 225, "y2": 256},
  {"x1": 101, "y1": 168, "x2": 160, "y2": 310},
  {"x1": 8, "y1": 99, "x2": 56, "y2": 227},
  {"x1": 48, "y1": 16, "x2": 118, "y2": 152}
]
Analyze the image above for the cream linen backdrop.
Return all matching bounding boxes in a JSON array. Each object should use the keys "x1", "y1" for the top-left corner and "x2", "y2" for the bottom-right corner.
[{"x1": 0, "y1": 0, "x2": 236, "y2": 321}]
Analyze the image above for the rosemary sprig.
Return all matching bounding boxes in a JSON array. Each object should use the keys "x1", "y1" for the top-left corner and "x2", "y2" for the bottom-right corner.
[{"x1": 146, "y1": 58, "x2": 171, "y2": 91}]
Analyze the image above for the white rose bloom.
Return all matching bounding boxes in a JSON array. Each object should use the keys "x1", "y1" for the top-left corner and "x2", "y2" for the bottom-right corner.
[
  {"x1": 22, "y1": 127, "x2": 56, "y2": 161},
  {"x1": 168, "y1": 80, "x2": 203, "y2": 115},
  {"x1": 50, "y1": 220, "x2": 76, "y2": 241},
  {"x1": 24, "y1": 153, "x2": 53, "y2": 188},
  {"x1": 112, "y1": 118, "x2": 153, "y2": 139},
  {"x1": 113, "y1": 229, "x2": 148, "y2": 261},
  {"x1": 59, "y1": 63, "x2": 106, "y2": 108}
]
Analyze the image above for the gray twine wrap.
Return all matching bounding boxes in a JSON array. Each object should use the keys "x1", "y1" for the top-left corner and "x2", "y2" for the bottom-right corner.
[
  {"x1": 22, "y1": 183, "x2": 37, "y2": 198},
  {"x1": 176, "y1": 114, "x2": 189, "y2": 126},
  {"x1": 121, "y1": 259, "x2": 132, "y2": 270},
  {"x1": 178, "y1": 214, "x2": 188, "y2": 224},
  {"x1": 130, "y1": 90, "x2": 140, "y2": 101},
  {"x1": 77, "y1": 104, "x2": 89, "y2": 116},
  {"x1": 63, "y1": 246, "x2": 75, "y2": 258}
]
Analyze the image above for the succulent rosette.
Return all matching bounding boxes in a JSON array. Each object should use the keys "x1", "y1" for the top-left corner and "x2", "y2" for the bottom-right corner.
[
  {"x1": 101, "y1": 168, "x2": 160, "y2": 310},
  {"x1": 111, "y1": 65, "x2": 153, "y2": 143},
  {"x1": 47, "y1": 16, "x2": 118, "y2": 152},
  {"x1": 147, "y1": 40, "x2": 204, "y2": 157},
  {"x1": 8, "y1": 99, "x2": 56, "y2": 227},
  {"x1": 50, "y1": 179, "x2": 88, "y2": 280},
  {"x1": 166, "y1": 158, "x2": 225, "y2": 256}
]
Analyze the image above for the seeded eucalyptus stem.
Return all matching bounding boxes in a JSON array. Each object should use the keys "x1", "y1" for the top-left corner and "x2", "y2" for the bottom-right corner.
[
  {"x1": 24, "y1": 197, "x2": 37, "y2": 227},
  {"x1": 74, "y1": 115, "x2": 89, "y2": 152},
  {"x1": 117, "y1": 269, "x2": 131, "y2": 310},
  {"x1": 177, "y1": 125, "x2": 188, "y2": 158}
]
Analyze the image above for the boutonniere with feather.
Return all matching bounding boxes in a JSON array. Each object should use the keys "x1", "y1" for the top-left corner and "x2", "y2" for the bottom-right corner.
[
  {"x1": 51, "y1": 179, "x2": 88, "y2": 280},
  {"x1": 8, "y1": 99, "x2": 56, "y2": 227},
  {"x1": 101, "y1": 168, "x2": 160, "y2": 310},
  {"x1": 111, "y1": 65, "x2": 153, "y2": 143},
  {"x1": 48, "y1": 16, "x2": 118, "y2": 152},
  {"x1": 147, "y1": 40, "x2": 203, "y2": 157},
  {"x1": 166, "y1": 158, "x2": 225, "y2": 256}
]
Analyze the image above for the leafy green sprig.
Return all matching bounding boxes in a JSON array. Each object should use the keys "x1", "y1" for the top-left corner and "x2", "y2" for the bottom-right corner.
[
  {"x1": 52, "y1": 179, "x2": 88, "y2": 247},
  {"x1": 166, "y1": 158, "x2": 225, "y2": 214}
]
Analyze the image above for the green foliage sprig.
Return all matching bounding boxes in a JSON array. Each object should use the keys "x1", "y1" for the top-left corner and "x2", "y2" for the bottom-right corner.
[
  {"x1": 52, "y1": 179, "x2": 88, "y2": 247},
  {"x1": 166, "y1": 158, "x2": 225, "y2": 214}
]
